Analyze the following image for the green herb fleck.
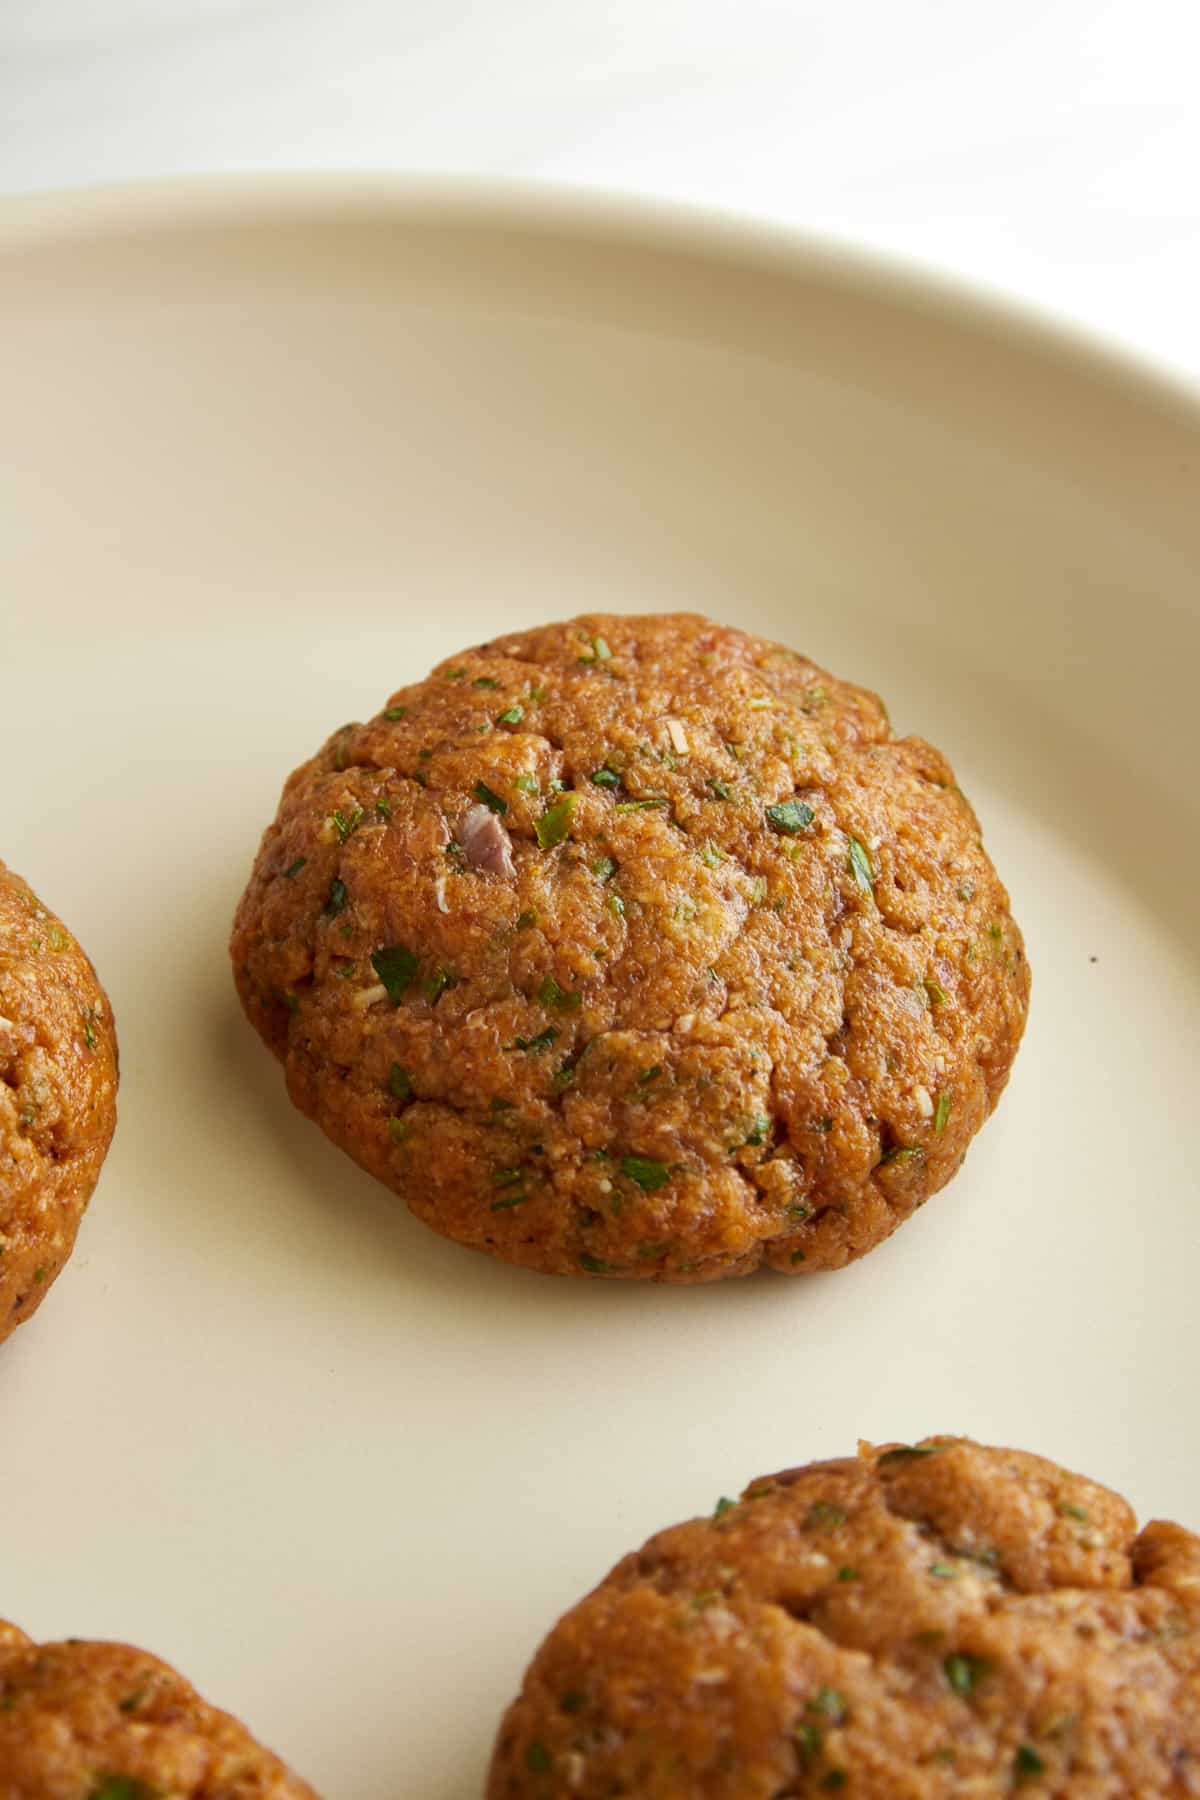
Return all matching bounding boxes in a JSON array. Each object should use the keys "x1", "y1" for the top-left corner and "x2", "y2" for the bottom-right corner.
[
  {"x1": 1058, "y1": 1501, "x2": 1090, "y2": 1522},
  {"x1": 836, "y1": 1566, "x2": 859, "y2": 1582},
  {"x1": 878, "y1": 1442, "x2": 938, "y2": 1466},
  {"x1": 388, "y1": 1065, "x2": 412, "y2": 1101},
  {"x1": 698, "y1": 840, "x2": 725, "y2": 867},
  {"x1": 848, "y1": 836, "x2": 875, "y2": 892},
  {"x1": 538, "y1": 976, "x2": 581, "y2": 1012},
  {"x1": 579, "y1": 1253, "x2": 615, "y2": 1274},
  {"x1": 811, "y1": 1688, "x2": 847, "y2": 1724},
  {"x1": 283, "y1": 857, "x2": 307, "y2": 880},
  {"x1": 423, "y1": 967, "x2": 458, "y2": 1004},
  {"x1": 956, "y1": 880, "x2": 975, "y2": 901},
  {"x1": 636, "y1": 1065, "x2": 663, "y2": 1088},
  {"x1": 924, "y1": 978, "x2": 949, "y2": 1007},
  {"x1": 707, "y1": 778, "x2": 731, "y2": 800},
  {"x1": 514, "y1": 773, "x2": 539, "y2": 794},
  {"x1": 790, "y1": 1248, "x2": 806, "y2": 1264},
  {"x1": 371, "y1": 944, "x2": 419, "y2": 1001},
  {"x1": 474, "y1": 780, "x2": 507, "y2": 815},
  {"x1": 334, "y1": 962, "x2": 356, "y2": 980},
  {"x1": 472, "y1": 675, "x2": 499, "y2": 689},
  {"x1": 765, "y1": 798, "x2": 814, "y2": 835},
  {"x1": 608, "y1": 893, "x2": 626, "y2": 918},
  {"x1": 515, "y1": 910, "x2": 537, "y2": 931},
  {"x1": 933, "y1": 1091, "x2": 951, "y2": 1134},
  {"x1": 535, "y1": 795, "x2": 576, "y2": 849},
  {"x1": 82, "y1": 1008, "x2": 99, "y2": 1050},
  {"x1": 497, "y1": 705, "x2": 524, "y2": 726},
  {"x1": 945, "y1": 1653, "x2": 989, "y2": 1696},
  {"x1": 32, "y1": 1267, "x2": 47, "y2": 1283},
  {"x1": 383, "y1": 705, "x2": 408, "y2": 721},
  {"x1": 614, "y1": 796, "x2": 669, "y2": 813},
  {"x1": 795, "y1": 1722, "x2": 823, "y2": 1759},
  {"x1": 491, "y1": 1192, "x2": 530, "y2": 1211},
  {"x1": 590, "y1": 767, "x2": 620, "y2": 789},
  {"x1": 444, "y1": 666, "x2": 466, "y2": 681},
  {"x1": 877, "y1": 1144, "x2": 923, "y2": 1168},
  {"x1": 742, "y1": 1113, "x2": 771, "y2": 1147},
  {"x1": 1013, "y1": 1745, "x2": 1045, "y2": 1785},
  {"x1": 713, "y1": 1496, "x2": 736, "y2": 1518},
  {"x1": 375, "y1": 797, "x2": 393, "y2": 819},
  {"x1": 510, "y1": 1027, "x2": 559, "y2": 1054},
  {"x1": 636, "y1": 1239, "x2": 670, "y2": 1260},
  {"x1": 87, "y1": 1782, "x2": 159, "y2": 1800},
  {"x1": 324, "y1": 878, "x2": 349, "y2": 917},
  {"x1": 332, "y1": 807, "x2": 364, "y2": 843},
  {"x1": 929, "y1": 1562, "x2": 959, "y2": 1579},
  {"x1": 592, "y1": 856, "x2": 617, "y2": 882},
  {"x1": 525, "y1": 1741, "x2": 551, "y2": 1774},
  {"x1": 619, "y1": 1155, "x2": 671, "y2": 1192}
]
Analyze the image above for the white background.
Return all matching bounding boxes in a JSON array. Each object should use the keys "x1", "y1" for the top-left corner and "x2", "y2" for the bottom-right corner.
[{"x1": 2, "y1": 0, "x2": 1199, "y2": 383}]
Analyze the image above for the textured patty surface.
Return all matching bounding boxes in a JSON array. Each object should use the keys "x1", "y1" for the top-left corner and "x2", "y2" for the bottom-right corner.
[
  {"x1": 0, "y1": 1624, "x2": 318, "y2": 1798},
  {"x1": 232, "y1": 614, "x2": 1029, "y2": 1281},
  {"x1": 488, "y1": 1435, "x2": 1200, "y2": 1797},
  {"x1": 0, "y1": 862, "x2": 117, "y2": 1341}
]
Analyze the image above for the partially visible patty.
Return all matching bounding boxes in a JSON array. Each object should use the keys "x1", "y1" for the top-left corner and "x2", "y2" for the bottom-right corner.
[
  {"x1": 0, "y1": 1624, "x2": 318, "y2": 1798},
  {"x1": 232, "y1": 613, "x2": 1029, "y2": 1282},
  {"x1": 0, "y1": 861, "x2": 117, "y2": 1341},
  {"x1": 488, "y1": 1435, "x2": 1200, "y2": 1798}
]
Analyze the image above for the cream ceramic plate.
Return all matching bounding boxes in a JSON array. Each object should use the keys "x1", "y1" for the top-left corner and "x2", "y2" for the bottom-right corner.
[{"x1": 2, "y1": 180, "x2": 1198, "y2": 1796}]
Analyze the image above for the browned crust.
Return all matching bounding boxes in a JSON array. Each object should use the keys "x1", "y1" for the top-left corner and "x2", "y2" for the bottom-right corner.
[
  {"x1": 0, "y1": 862, "x2": 118, "y2": 1341},
  {"x1": 487, "y1": 1435, "x2": 1200, "y2": 1797},
  {"x1": 232, "y1": 614, "x2": 1029, "y2": 1282}
]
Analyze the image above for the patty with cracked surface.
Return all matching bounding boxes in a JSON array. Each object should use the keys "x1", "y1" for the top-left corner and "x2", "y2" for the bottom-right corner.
[
  {"x1": 0, "y1": 861, "x2": 118, "y2": 1341},
  {"x1": 0, "y1": 1621, "x2": 318, "y2": 1797},
  {"x1": 231, "y1": 613, "x2": 1028, "y2": 1282},
  {"x1": 487, "y1": 1435, "x2": 1200, "y2": 1797}
]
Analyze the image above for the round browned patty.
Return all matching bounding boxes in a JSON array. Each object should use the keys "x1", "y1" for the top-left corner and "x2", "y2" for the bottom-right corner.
[
  {"x1": 231, "y1": 614, "x2": 1028, "y2": 1282},
  {"x1": 487, "y1": 1435, "x2": 1200, "y2": 1798},
  {"x1": 0, "y1": 1623, "x2": 318, "y2": 1798},
  {"x1": 0, "y1": 861, "x2": 118, "y2": 1341}
]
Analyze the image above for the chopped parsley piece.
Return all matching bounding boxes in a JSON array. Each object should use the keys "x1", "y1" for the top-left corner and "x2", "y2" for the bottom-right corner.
[
  {"x1": 82, "y1": 1008, "x2": 99, "y2": 1050},
  {"x1": 929, "y1": 1562, "x2": 959, "y2": 1579},
  {"x1": 514, "y1": 773, "x2": 539, "y2": 794},
  {"x1": 836, "y1": 1566, "x2": 859, "y2": 1582},
  {"x1": 1058, "y1": 1501, "x2": 1090, "y2": 1522},
  {"x1": 878, "y1": 1144, "x2": 923, "y2": 1168},
  {"x1": 423, "y1": 967, "x2": 458, "y2": 1004},
  {"x1": 87, "y1": 1782, "x2": 158, "y2": 1800},
  {"x1": 593, "y1": 635, "x2": 612, "y2": 660},
  {"x1": 334, "y1": 962, "x2": 356, "y2": 980},
  {"x1": 798, "y1": 1497, "x2": 845, "y2": 1526},
  {"x1": 636, "y1": 1064, "x2": 663, "y2": 1088},
  {"x1": 490, "y1": 1192, "x2": 529, "y2": 1210},
  {"x1": 811, "y1": 1688, "x2": 847, "y2": 1724},
  {"x1": 590, "y1": 767, "x2": 620, "y2": 788},
  {"x1": 945, "y1": 1653, "x2": 989, "y2": 1696},
  {"x1": 592, "y1": 856, "x2": 617, "y2": 882},
  {"x1": 608, "y1": 893, "x2": 626, "y2": 917},
  {"x1": 795, "y1": 1722, "x2": 823, "y2": 1759},
  {"x1": 516, "y1": 910, "x2": 537, "y2": 930},
  {"x1": 332, "y1": 807, "x2": 364, "y2": 843},
  {"x1": 579, "y1": 1253, "x2": 615, "y2": 1274},
  {"x1": 383, "y1": 705, "x2": 407, "y2": 720},
  {"x1": 619, "y1": 1155, "x2": 671, "y2": 1192},
  {"x1": 324, "y1": 878, "x2": 349, "y2": 917},
  {"x1": 472, "y1": 676, "x2": 499, "y2": 689},
  {"x1": 525, "y1": 1741, "x2": 551, "y2": 1773},
  {"x1": 698, "y1": 840, "x2": 725, "y2": 867},
  {"x1": 375, "y1": 797, "x2": 393, "y2": 819},
  {"x1": 388, "y1": 1064, "x2": 412, "y2": 1101},
  {"x1": 924, "y1": 978, "x2": 949, "y2": 1007},
  {"x1": 33, "y1": 1266, "x2": 47, "y2": 1283},
  {"x1": 743, "y1": 1113, "x2": 771, "y2": 1147},
  {"x1": 538, "y1": 976, "x2": 581, "y2": 1011},
  {"x1": 957, "y1": 880, "x2": 975, "y2": 901},
  {"x1": 388, "y1": 1117, "x2": 408, "y2": 1144},
  {"x1": 933, "y1": 1091, "x2": 951, "y2": 1134},
  {"x1": 707, "y1": 778, "x2": 731, "y2": 800},
  {"x1": 615, "y1": 796, "x2": 669, "y2": 813},
  {"x1": 371, "y1": 944, "x2": 419, "y2": 1000},
  {"x1": 790, "y1": 1248, "x2": 806, "y2": 1264},
  {"x1": 535, "y1": 795, "x2": 576, "y2": 849},
  {"x1": 713, "y1": 1496, "x2": 736, "y2": 1518},
  {"x1": 878, "y1": 1442, "x2": 938, "y2": 1465},
  {"x1": 282, "y1": 857, "x2": 307, "y2": 880},
  {"x1": 1013, "y1": 1745, "x2": 1045, "y2": 1784},
  {"x1": 474, "y1": 780, "x2": 508, "y2": 815},
  {"x1": 497, "y1": 705, "x2": 524, "y2": 726},
  {"x1": 765, "y1": 798, "x2": 814, "y2": 835},
  {"x1": 444, "y1": 666, "x2": 466, "y2": 681},
  {"x1": 636, "y1": 1239, "x2": 670, "y2": 1259},
  {"x1": 847, "y1": 835, "x2": 875, "y2": 892},
  {"x1": 509, "y1": 1027, "x2": 558, "y2": 1054}
]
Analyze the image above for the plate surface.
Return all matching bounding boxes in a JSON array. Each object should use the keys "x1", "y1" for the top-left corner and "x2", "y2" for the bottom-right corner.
[{"x1": 2, "y1": 180, "x2": 1198, "y2": 1797}]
